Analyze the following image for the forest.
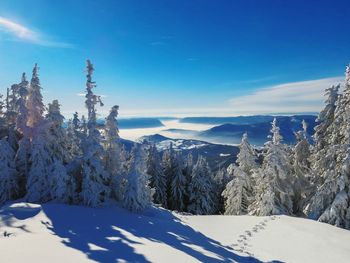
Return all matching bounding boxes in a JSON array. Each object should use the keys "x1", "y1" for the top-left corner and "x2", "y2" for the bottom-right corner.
[{"x1": 0, "y1": 60, "x2": 349, "y2": 230}]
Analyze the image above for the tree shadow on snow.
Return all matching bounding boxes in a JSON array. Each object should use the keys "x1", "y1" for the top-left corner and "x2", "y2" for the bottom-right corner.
[
  {"x1": 42, "y1": 204, "x2": 282, "y2": 262},
  {"x1": 0, "y1": 202, "x2": 41, "y2": 233}
]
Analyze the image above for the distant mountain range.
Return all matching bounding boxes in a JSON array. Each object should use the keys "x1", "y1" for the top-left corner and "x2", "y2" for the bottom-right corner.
[
  {"x1": 198, "y1": 115, "x2": 317, "y2": 145},
  {"x1": 180, "y1": 116, "x2": 277, "y2": 125},
  {"x1": 93, "y1": 114, "x2": 317, "y2": 146}
]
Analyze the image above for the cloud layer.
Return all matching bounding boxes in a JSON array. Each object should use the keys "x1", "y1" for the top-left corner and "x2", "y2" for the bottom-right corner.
[
  {"x1": 0, "y1": 16, "x2": 72, "y2": 47},
  {"x1": 229, "y1": 77, "x2": 344, "y2": 114}
]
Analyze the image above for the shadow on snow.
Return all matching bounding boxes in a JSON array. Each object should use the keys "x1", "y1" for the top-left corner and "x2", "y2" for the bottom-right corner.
[{"x1": 40, "y1": 204, "x2": 279, "y2": 262}]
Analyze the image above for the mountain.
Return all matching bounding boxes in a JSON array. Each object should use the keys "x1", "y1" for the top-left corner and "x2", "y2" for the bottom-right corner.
[
  {"x1": 1, "y1": 202, "x2": 349, "y2": 263},
  {"x1": 198, "y1": 115, "x2": 317, "y2": 145},
  {"x1": 138, "y1": 134, "x2": 239, "y2": 171}
]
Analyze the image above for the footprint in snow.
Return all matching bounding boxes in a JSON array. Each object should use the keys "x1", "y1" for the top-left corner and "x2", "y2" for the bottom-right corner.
[{"x1": 245, "y1": 230, "x2": 252, "y2": 237}]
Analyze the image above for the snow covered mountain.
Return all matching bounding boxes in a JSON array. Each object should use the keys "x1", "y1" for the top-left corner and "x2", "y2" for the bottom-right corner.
[{"x1": 1, "y1": 202, "x2": 349, "y2": 263}]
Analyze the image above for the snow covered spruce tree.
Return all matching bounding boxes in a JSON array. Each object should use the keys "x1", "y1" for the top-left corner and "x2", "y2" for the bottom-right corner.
[
  {"x1": 214, "y1": 167, "x2": 232, "y2": 213},
  {"x1": 123, "y1": 144, "x2": 153, "y2": 212},
  {"x1": 5, "y1": 83, "x2": 19, "y2": 150},
  {"x1": 14, "y1": 73, "x2": 30, "y2": 197},
  {"x1": 188, "y1": 156, "x2": 217, "y2": 215},
  {"x1": 162, "y1": 144, "x2": 187, "y2": 211},
  {"x1": 0, "y1": 93, "x2": 6, "y2": 138},
  {"x1": 80, "y1": 60, "x2": 110, "y2": 206},
  {"x1": 222, "y1": 133, "x2": 257, "y2": 215},
  {"x1": 311, "y1": 85, "x2": 340, "y2": 187},
  {"x1": 25, "y1": 64, "x2": 52, "y2": 203},
  {"x1": 147, "y1": 143, "x2": 167, "y2": 207},
  {"x1": 46, "y1": 100, "x2": 71, "y2": 163},
  {"x1": 104, "y1": 105, "x2": 127, "y2": 201},
  {"x1": 46, "y1": 100, "x2": 75, "y2": 203},
  {"x1": 292, "y1": 120, "x2": 312, "y2": 214},
  {"x1": 0, "y1": 138, "x2": 18, "y2": 205},
  {"x1": 249, "y1": 118, "x2": 294, "y2": 216},
  {"x1": 306, "y1": 66, "x2": 350, "y2": 228}
]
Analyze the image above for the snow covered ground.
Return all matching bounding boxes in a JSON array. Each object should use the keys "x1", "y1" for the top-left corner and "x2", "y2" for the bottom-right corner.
[{"x1": 1, "y1": 202, "x2": 349, "y2": 263}]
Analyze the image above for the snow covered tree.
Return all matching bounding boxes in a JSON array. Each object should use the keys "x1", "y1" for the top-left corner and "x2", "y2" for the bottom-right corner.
[
  {"x1": 147, "y1": 144, "x2": 167, "y2": 207},
  {"x1": 236, "y1": 133, "x2": 258, "y2": 174},
  {"x1": 222, "y1": 134, "x2": 257, "y2": 215},
  {"x1": 46, "y1": 100, "x2": 71, "y2": 163},
  {"x1": 169, "y1": 159, "x2": 186, "y2": 211},
  {"x1": 0, "y1": 138, "x2": 18, "y2": 204},
  {"x1": 25, "y1": 125, "x2": 52, "y2": 203},
  {"x1": 104, "y1": 105, "x2": 126, "y2": 201},
  {"x1": 214, "y1": 167, "x2": 232, "y2": 213},
  {"x1": 249, "y1": 118, "x2": 294, "y2": 216},
  {"x1": 292, "y1": 120, "x2": 313, "y2": 214},
  {"x1": 26, "y1": 64, "x2": 45, "y2": 129},
  {"x1": 223, "y1": 166, "x2": 253, "y2": 215},
  {"x1": 162, "y1": 145, "x2": 188, "y2": 211},
  {"x1": 311, "y1": 85, "x2": 340, "y2": 191},
  {"x1": 49, "y1": 159, "x2": 74, "y2": 203},
  {"x1": 16, "y1": 73, "x2": 29, "y2": 135},
  {"x1": 5, "y1": 83, "x2": 20, "y2": 150},
  {"x1": 15, "y1": 73, "x2": 30, "y2": 195},
  {"x1": 123, "y1": 144, "x2": 153, "y2": 212},
  {"x1": 24, "y1": 65, "x2": 53, "y2": 203},
  {"x1": 80, "y1": 60, "x2": 110, "y2": 207},
  {"x1": 187, "y1": 156, "x2": 217, "y2": 215},
  {"x1": 306, "y1": 66, "x2": 350, "y2": 227}
]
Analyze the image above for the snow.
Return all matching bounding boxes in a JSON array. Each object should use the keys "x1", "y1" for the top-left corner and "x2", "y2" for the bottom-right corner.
[{"x1": 1, "y1": 202, "x2": 350, "y2": 263}]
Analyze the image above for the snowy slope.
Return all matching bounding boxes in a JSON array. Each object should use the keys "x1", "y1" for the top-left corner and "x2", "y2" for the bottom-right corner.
[{"x1": 1, "y1": 202, "x2": 349, "y2": 263}]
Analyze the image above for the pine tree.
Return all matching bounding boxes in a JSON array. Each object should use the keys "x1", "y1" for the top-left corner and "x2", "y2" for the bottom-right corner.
[
  {"x1": 26, "y1": 64, "x2": 45, "y2": 129},
  {"x1": 49, "y1": 159, "x2": 74, "y2": 203},
  {"x1": 306, "y1": 66, "x2": 350, "y2": 227},
  {"x1": 25, "y1": 64, "x2": 53, "y2": 203},
  {"x1": 214, "y1": 167, "x2": 232, "y2": 213},
  {"x1": 81, "y1": 60, "x2": 109, "y2": 207},
  {"x1": 104, "y1": 105, "x2": 126, "y2": 201},
  {"x1": 147, "y1": 144, "x2": 167, "y2": 207},
  {"x1": 292, "y1": 120, "x2": 312, "y2": 214},
  {"x1": 46, "y1": 100, "x2": 71, "y2": 163},
  {"x1": 188, "y1": 156, "x2": 217, "y2": 215},
  {"x1": 163, "y1": 145, "x2": 187, "y2": 211},
  {"x1": 14, "y1": 73, "x2": 30, "y2": 197},
  {"x1": 123, "y1": 144, "x2": 153, "y2": 212},
  {"x1": 0, "y1": 138, "x2": 18, "y2": 204},
  {"x1": 236, "y1": 133, "x2": 258, "y2": 174},
  {"x1": 222, "y1": 165, "x2": 253, "y2": 215},
  {"x1": 222, "y1": 133, "x2": 257, "y2": 215},
  {"x1": 25, "y1": 125, "x2": 52, "y2": 203},
  {"x1": 5, "y1": 83, "x2": 20, "y2": 150},
  {"x1": 249, "y1": 118, "x2": 294, "y2": 216}
]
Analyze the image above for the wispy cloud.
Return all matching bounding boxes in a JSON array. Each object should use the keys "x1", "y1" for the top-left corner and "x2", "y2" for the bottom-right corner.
[
  {"x1": 229, "y1": 77, "x2": 344, "y2": 114},
  {"x1": 0, "y1": 16, "x2": 72, "y2": 48}
]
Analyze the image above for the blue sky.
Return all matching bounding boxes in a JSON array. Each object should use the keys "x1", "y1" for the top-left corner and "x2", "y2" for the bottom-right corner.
[{"x1": 0, "y1": 0, "x2": 349, "y2": 117}]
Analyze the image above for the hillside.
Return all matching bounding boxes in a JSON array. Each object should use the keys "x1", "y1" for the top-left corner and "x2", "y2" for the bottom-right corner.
[
  {"x1": 1, "y1": 202, "x2": 349, "y2": 263},
  {"x1": 138, "y1": 134, "x2": 239, "y2": 171}
]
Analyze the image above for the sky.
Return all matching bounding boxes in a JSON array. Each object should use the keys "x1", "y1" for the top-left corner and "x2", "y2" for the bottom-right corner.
[{"x1": 0, "y1": 0, "x2": 349, "y2": 118}]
